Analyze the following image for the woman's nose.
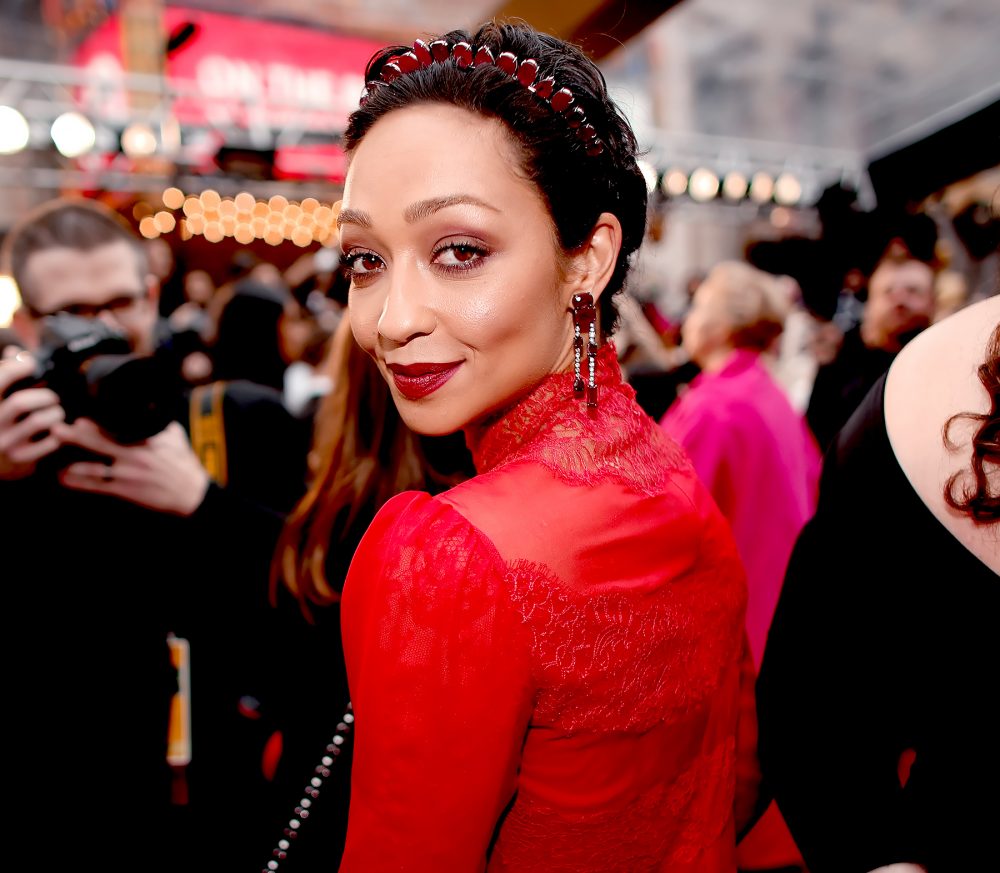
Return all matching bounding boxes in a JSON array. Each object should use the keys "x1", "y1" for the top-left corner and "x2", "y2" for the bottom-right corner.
[{"x1": 377, "y1": 264, "x2": 435, "y2": 345}]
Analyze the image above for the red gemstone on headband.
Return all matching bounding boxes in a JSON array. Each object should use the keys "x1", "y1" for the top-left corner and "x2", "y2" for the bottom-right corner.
[
  {"x1": 497, "y1": 51, "x2": 517, "y2": 75},
  {"x1": 577, "y1": 123, "x2": 596, "y2": 141},
  {"x1": 474, "y1": 45, "x2": 495, "y2": 66},
  {"x1": 531, "y1": 77, "x2": 555, "y2": 99},
  {"x1": 381, "y1": 61, "x2": 403, "y2": 83},
  {"x1": 550, "y1": 88, "x2": 574, "y2": 112},
  {"x1": 568, "y1": 106, "x2": 586, "y2": 128},
  {"x1": 516, "y1": 58, "x2": 539, "y2": 87},
  {"x1": 429, "y1": 39, "x2": 450, "y2": 61},
  {"x1": 453, "y1": 41, "x2": 473, "y2": 68},
  {"x1": 586, "y1": 141, "x2": 605, "y2": 157},
  {"x1": 396, "y1": 52, "x2": 420, "y2": 73},
  {"x1": 412, "y1": 39, "x2": 433, "y2": 67}
]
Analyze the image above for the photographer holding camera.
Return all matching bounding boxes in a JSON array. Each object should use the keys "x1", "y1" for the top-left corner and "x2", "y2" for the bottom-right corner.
[{"x1": 0, "y1": 197, "x2": 311, "y2": 870}]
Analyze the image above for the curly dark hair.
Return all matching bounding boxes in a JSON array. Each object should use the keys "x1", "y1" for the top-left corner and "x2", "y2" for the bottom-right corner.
[
  {"x1": 343, "y1": 20, "x2": 649, "y2": 334},
  {"x1": 943, "y1": 319, "x2": 1000, "y2": 523}
]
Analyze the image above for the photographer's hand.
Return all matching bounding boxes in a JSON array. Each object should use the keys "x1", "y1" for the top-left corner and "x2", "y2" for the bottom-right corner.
[
  {"x1": 56, "y1": 419, "x2": 210, "y2": 516},
  {"x1": 0, "y1": 354, "x2": 66, "y2": 480}
]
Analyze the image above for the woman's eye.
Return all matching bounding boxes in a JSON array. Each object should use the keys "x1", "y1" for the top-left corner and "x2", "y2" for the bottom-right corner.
[
  {"x1": 434, "y1": 243, "x2": 487, "y2": 268},
  {"x1": 343, "y1": 251, "x2": 384, "y2": 275}
]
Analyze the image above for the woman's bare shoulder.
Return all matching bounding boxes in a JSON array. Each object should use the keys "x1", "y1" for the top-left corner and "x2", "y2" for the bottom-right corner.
[{"x1": 885, "y1": 296, "x2": 999, "y2": 573}]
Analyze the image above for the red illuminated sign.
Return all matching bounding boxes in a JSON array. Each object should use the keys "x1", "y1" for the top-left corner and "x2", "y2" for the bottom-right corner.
[{"x1": 72, "y1": 7, "x2": 383, "y2": 179}]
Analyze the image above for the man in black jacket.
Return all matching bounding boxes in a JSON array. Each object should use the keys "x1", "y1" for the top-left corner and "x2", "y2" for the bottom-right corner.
[
  {"x1": 806, "y1": 241, "x2": 936, "y2": 452},
  {"x1": 0, "y1": 197, "x2": 310, "y2": 871}
]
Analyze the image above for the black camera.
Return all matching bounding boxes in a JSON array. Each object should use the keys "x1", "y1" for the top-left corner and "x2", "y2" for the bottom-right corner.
[{"x1": 3, "y1": 312, "x2": 176, "y2": 444}]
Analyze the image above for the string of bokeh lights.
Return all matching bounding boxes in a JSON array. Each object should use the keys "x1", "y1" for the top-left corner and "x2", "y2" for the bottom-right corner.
[{"x1": 138, "y1": 186, "x2": 340, "y2": 247}]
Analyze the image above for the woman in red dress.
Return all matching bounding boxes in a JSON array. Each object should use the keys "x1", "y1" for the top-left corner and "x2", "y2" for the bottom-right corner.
[{"x1": 332, "y1": 21, "x2": 753, "y2": 872}]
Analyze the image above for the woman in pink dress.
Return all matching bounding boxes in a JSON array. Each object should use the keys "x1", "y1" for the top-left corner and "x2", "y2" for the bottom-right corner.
[
  {"x1": 661, "y1": 261, "x2": 822, "y2": 668},
  {"x1": 661, "y1": 260, "x2": 822, "y2": 871},
  {"x1": 321, "y1": 21, "x2": 755, "y2": 872}
]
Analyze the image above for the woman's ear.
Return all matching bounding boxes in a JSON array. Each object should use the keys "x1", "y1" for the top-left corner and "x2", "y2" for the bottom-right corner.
[{"x1": 565, "y1": 212, "x2": 622, "y2": 306}]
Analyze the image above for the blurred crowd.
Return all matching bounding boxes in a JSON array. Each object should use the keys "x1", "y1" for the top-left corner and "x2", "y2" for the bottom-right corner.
[{"x1": 0, "y1": 182, "x2": 994, "y2": 872}]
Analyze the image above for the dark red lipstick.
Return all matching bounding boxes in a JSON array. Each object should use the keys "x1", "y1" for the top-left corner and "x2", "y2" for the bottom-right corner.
[{"x1": 388, "y1": 361, "x2": 462, "y2": 400}]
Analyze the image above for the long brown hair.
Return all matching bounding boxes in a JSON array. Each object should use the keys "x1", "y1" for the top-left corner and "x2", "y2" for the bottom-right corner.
[
  {"x1": 943, "y1": 319, "x2": 1000, "y2": 523},
  {"x1": 271, "y1": 316, "x2": 464, "y2": 614}
]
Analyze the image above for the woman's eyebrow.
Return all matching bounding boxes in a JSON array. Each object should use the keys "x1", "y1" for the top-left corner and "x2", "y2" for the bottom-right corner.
[
  {"x1": 337, "y1": 207, "x2": 371, "y2": 229},
  {"x1": 403, "y1": 194, "x2": 500, "y2": 223},
  {"x1": 337, "y1": 195, "x2": 499, "y2": 230}
]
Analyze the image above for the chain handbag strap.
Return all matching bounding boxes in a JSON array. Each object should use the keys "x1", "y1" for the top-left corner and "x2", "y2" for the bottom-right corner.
[{"x1": 262, "y1": 701, "x2": 354, "y2": 873}]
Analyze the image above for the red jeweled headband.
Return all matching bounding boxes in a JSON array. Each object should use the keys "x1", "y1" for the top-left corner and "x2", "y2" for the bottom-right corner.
[{"x1": 360, "y1": 38, "x2": 605, "y2": 157}]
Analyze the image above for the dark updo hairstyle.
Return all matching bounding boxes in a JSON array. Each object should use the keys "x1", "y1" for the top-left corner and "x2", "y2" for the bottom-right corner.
[{"x1": 343, "y1": 20, "x2": 648, "y2": 334}]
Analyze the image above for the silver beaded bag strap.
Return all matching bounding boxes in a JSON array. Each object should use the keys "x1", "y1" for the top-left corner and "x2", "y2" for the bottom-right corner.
[{"x1": 262, "y1": 701, "x2": 354, "y2": 873}]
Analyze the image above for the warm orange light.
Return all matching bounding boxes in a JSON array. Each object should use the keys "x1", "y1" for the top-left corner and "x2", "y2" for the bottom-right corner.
[
  {"x1": 200, "y1": 189, "x2": 221, "y2": 209},
  {"x1": 153, "y1": 211, "x2": 176, "y2": 233},
  {"x1": 162, "y1": 187, "x2": 185, "y2": 210},
  {"x1": 234, "y1": 192, "x2": 256, "y2": 212}
]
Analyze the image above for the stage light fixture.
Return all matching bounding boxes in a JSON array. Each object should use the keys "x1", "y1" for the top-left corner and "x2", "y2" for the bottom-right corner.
[
  {"x1": 661, "y1": 168, "x2": 689, "y2": 197},
  {"x1": 0, "y1": 106, "x2": 31, "y2": 154},
  {"x1": 722, "y1": 171, "x2": 748, "y2": 200},
  {"x1": 774, "y1": 173, "x2": 803, "y2": 206},
  {"x1": 749, "y1": 171, "x2": 775, "y2": 203},
  {"x1": 51, "y1": 112, "x2": 96, "y2": 158},
  {"x1": 637, "y1": 160, "x2": 659, "y2": 194},
  {"x1": 121, "y1": 122, "x2": 158, "y2": 157},
  {"x1": 688, "y1": 168, "x2": 720, "y2": 202}
]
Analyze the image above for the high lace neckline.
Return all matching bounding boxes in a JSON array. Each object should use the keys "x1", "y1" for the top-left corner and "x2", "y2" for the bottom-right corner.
[
  {"x1": 466, "y1": 342, "x2": 687, "y2": 494},
  {"x1": 467, "y1": 342, "x2": 622, "y2": 474}
]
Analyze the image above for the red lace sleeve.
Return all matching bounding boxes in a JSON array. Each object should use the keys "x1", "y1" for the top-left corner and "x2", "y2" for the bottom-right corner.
[{"x1": 339, "y1": 491, "x2": 535, "y2": 873}]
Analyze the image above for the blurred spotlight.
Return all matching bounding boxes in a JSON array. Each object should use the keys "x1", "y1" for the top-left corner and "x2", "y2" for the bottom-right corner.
[
  {"x1": 661, "y1": 168, "x2": 688, "y2": 197},
  {"x1": 637, "y1": 160, "x2": 658, "y2": 194},
  {"x1": 51, "y1": 112, "x2": 96, "y2": 158},
  {"x1": 770, "y1": 206, "x2": 792, "y2": 228},
  {"x1": 749, "y1": 171, "x2": 775, "y2": 203},
  {"x1": 139, "y1": 217, "x2": 159, "y2": 239},
  {"x1": 0, "y1": 107, "x2": 31, "y2": 154},
  {"x1": 722, "y1": 171, "x2": 748, "y2": 200},
  {"x1": 688, "y1": 168, "x2": 720, "y2": 202},
  {"x1": 774, "y1": 173, "x2": 802, "y2": 206},
  {"x1": 121, "y1": 122, "x2": 157, "y2": 157},
  {"x1": 0, "y1": 275, "x2": 21, "y2": 327}
]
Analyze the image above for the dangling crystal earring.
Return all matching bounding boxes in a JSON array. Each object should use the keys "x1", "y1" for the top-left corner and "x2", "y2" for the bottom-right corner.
[{"x1": 572, "y1": 292, "x2": 598, "y2": 408}]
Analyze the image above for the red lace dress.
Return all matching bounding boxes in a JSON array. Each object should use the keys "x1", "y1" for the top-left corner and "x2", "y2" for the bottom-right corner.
[{"x1": 339, "y1": 346, "x2": 750, "y2": 872}]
